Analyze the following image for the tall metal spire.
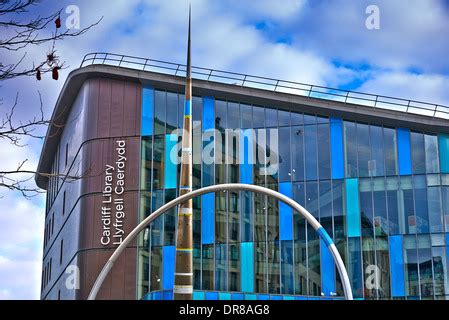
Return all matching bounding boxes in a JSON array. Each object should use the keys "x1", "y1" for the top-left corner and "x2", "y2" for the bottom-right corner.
[{"x1": 174, "y1": 4, "x2": 193, "y2": 300}]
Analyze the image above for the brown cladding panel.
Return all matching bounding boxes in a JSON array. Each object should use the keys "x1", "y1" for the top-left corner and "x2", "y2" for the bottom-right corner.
[
  {"x1": 86, "y1": 79, "x2": 100, "y2": 140},
  {"x1": 73, "y1": 77, "x2": 141, "y2": 300},
  {"x1": 98, "y1": 79, "x2": 112, "y2": 138},
  {"x1": 110, "y1": 80, "x2": 125, "y2": 137}
]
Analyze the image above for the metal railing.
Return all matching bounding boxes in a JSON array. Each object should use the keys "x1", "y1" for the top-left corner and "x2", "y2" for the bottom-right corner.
[{"x1": 81, "y1": 52, "x2": 449, "y2": 119}]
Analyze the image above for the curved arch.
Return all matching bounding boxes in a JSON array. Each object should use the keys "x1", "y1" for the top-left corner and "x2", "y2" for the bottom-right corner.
[{"x1": 88, "y1": 183, "x2": 353, "y2": 300}]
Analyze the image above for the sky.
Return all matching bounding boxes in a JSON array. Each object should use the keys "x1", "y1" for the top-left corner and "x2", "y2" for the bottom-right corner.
[{"x1": 0, "y1": 0, "x2": 448, "y2": 299}]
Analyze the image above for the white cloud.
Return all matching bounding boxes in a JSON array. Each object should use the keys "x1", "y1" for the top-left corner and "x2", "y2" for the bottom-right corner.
[
  {"x1": 288, "y1": 0, "x2": 449, "y2": 73},
  {"x1": 357, "y1": 72, "x2": 449, "y2": 107},
  {"x1": 0, "y1": 193, "x2": 44, "y2": 300}
]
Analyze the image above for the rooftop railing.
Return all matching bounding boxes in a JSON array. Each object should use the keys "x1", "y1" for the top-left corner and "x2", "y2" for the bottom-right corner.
[{"x1": 81, "y1": 52, "x2": 449, "y2": 119}]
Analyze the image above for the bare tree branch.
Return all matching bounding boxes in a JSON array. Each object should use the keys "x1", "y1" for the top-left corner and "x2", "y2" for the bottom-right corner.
[{"x1": 0, "y1": 0, "x2": 101, "y2": 198}]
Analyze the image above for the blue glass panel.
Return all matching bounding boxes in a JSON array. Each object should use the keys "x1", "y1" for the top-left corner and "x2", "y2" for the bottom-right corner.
[
  {"x1": 295, "y1": 296, "x2": 307, "y2": 300},
  {"x1": 397, "y1": 128, "x2": 412, "y2": 175},
  {"x1": 320, "y1": 239, "x2": 336, "y2": 296},
  {"x1": 280, "y1": 182, "x2": 293, "y2": 240},
  {"x1": 240, "y1": 129, "x2": 253, "y2": 184},
  {"x1": 202, "y1": 96, "x2": 215, "y2": 187},
  {"x1": 270, "y1": 295, "x2": 282, "y2": 300},
  {"x1": 142, "y1": 87, "x2": 154, "y2": 136},
  {"x1": 193, "y1": 291, "x2": 205, "y2": 300},
  {"x1": 439, "y1": 134, "x2": 449, "y2": 173},
  {"x1": 205, "y1": 292, "x2": 218, "y2": 300},
  {"x1": 245, "y1": 294, "x2": 257, "y2": 300},
  {"x1": 231, "y1": 293, "x2": 244, "y2": 300},
  {"x1": 219, "y1": 292, "x2": 232, "y2": 300},
  {"x1": 202, "y1": 193, "x2": 214, "y2": 244},
  {"x1": 241, "y1": 242, "x2": 254, "y2": 292},
  {"x1": 203, "y1": 97, "x2": 215, "y2": 130},
  {"x1": 389, "y1": 235, "x2": 406, "y2": 297},
  {"x1": 348, "y1": 237, "x2": 363, "y2": 298},
  {"x1": 164, "y1": 134, "x2": 177, "y2": 189},
  {"x1": 330, "y1": 117, "x2": 344, "y2": 179},
  {"x1": 162, "y1": 291, "x2": 173, "y2": 300},
  {"x1": 258, "y1": 294, "x2": 269, "y2": 300},
  {"x1": 162, "y1": 246, "x2": 175, "y2": 290},
  {"x1": 281, "y1": 240, "x2": 294, "y2": 294},
  {"x1": 346, "y1": 178, "x2": 361, "y2": 237},
  {"x1": 284, "y1": 296, "x2": 295, "y2": 300},
  {"x1": 153, "y1": 291, "x2": 162, "y2": 300}
]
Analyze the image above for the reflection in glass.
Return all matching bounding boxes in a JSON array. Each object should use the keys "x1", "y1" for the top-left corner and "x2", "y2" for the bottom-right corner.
[
  {"x1": 411, "y1": 132, "x2": 426, "y2": 174},
  {"x1": 317, "y1": 123, "x2": 331, "y2": 180},
  {"x1": 370, "y1": 125, "x2": 385, "y2": 176},
  {"x1": 404, "y1": 235, "x2": 419, "y2": 298},
  {"x1": 279, "y1": 127, "x2": 291, "y2": 182},
  {"x1": 425, "y1": 134, "x2": 440, "y2": 173},
  {"x1": 305, "y1": 123, "x2": 317, "y2": 181},
  {"x1": 357, "y1": 123, "x2": 371, "y2": 177},
  {"x1": 291, "y1": 126, "x2": 304, "y2": 182},
  {"x1": 383, "y1": 127, "x2": 397, "y2": 176},
  {"x1": 344, "y1": 121, "x2": 358, "y2": 177}
]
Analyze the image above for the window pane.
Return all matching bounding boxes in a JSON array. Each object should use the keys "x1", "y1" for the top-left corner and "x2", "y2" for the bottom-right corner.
[
  {"x1": 164, "y1": 189, "x2": 176, "y2": 246},
  {"x1": 413, "y1": 176, "x2": 429, "y2": 234},
  {"x1": 386, "y1": 177, "x2": 401, "y2": 234},
  {"x1": 202, "y1": 244, "x2": 214, "y2": 290},
  {"x1": 404, "y1": 235, "x2": 419, "y2": 298},
  {"x1": 281, "y1": 240, "x2": 294, "y2": 294},
  {"x1": 305, "y1": 123, "x2": 318, "y2": 181},
  {"x1": 425, "y1": 134, "x2": 440, "y2": 173},
  {"x1": 432, "y1": 246, "x2": 447, "y2": 297},
  {"x1": 241, "y1": 104, "x2": 252, "y2": 129},
  {"x1": 215, "y1": 244, "x2": 227, "y2": 291},
  {"x1": 291, "y1": 112, "x2": 303, "y2": 125},
  {"x1": 215, "y1": 191, "x2": 227, "y2": 243},
  {"x1": 267, "y1": 240, "x2": 280, "y2": 293},
  {"x1": 228, "y1": 191, "x2": 240, "y2": 242},
  {"x1": 362, "y1": 236, "x2": 376, "y2": 299},
  {"x1": 360, "y1": 178, "x2": 374, "y2": 237},
  {"x1": 357, "y1": 123, "x2": 371, "y2": 177},
  {"x1": 150, "y1": 246, "x2": 162, "y2": 291},
  {"x1": 417, "y1": 235, "x2": 433, "y2": 298},
  {"x1": 291, "y1": 126, "x2": 304, "y2": 182},
  {"x1": 317, "y1": 123, "x2": 331, "y2": 180},
  {"x1": 166, "y1": 92, "x2": 178, "y2": 133},
  {"x1": 333, "y1": 180, "x2": 346, "y2": 239},
  {"x1": 265, "y1": 108, "x2": 278, "y2": 127},
  {"x1": 252, "y1": 106, "x2": 265, "y2": 128},
  {"x1": 307, "y1": 223, "x2": 321, "y2": 296},
  {"x1": 370, "y1": 125, "x2": 385, "y2": 176},
  {"x1": 278, "y1": 109, "x2": 290, "y2": 126},
  {"x1": 228, "y1": 102, "x2": 240, "y2": 128},
  {"x1": 344, "y1": 121, "x2": 358, "y2": 177},
  {"x1": 400, "y1": 176, "x2": 415, "y2": 234},
  {"x1": 375, "y1": 237, "x2": 391, "y2": 299},
  {"x1": 373, "y1": 178, "x2": 388, "y2": 237},
  {"x1": 411, "y1": 132, "x2": 426, "y2": 174},
  {"x1": 229, "y1": 243, "x2": 241, "y2": 291},
  {"x1": 443, "y1": 187, "x2": 449, "y2": 232},
  {"x1": 383, "y1": 127, "x2": 398, "y2": 176},
  {"x1": 319, "y1": 180, "x2": 332, "y2": 236},
  {"x1": 428, "y1": 187, "x2": 443, "y2": 233},
  {"x1": 278, "y1": 127, "x2": 291, "y2": 182},
  {"x1": 154, "y1": 90, "x2": 166, "y2": 135}
]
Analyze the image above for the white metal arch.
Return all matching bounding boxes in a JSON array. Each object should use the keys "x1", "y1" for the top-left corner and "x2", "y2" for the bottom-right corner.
[{"x1": 88, "y1": 183, "x2": 353, "y2": 300}]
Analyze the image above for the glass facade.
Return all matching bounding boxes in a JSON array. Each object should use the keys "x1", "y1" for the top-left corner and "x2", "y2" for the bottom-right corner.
[{"x1": 138, "y1": 87, "x2": 449, "y2": 300}]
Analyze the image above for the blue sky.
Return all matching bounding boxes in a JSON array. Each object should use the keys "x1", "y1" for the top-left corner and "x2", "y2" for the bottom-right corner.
[{"x1": 0, "y1": 0, "x2": 448, "y2": 299}]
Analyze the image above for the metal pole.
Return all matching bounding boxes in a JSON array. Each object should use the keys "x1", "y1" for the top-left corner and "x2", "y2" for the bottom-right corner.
[
  {"x1": 87, "y1": 183, "x2": 353, "y2": 300},
  {"x1": 174, "y1": 4, "x2": 193, "y2": 300}
]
